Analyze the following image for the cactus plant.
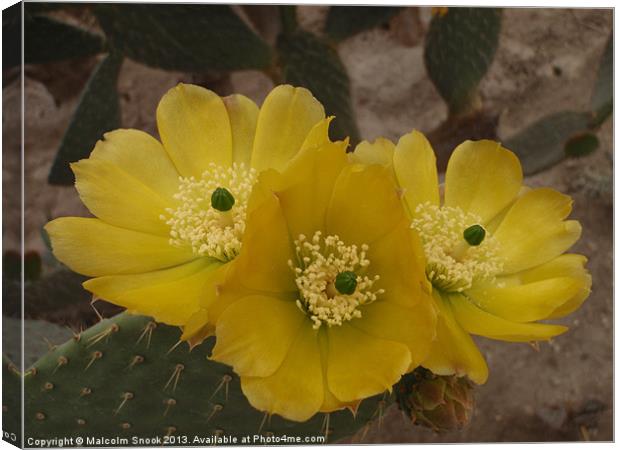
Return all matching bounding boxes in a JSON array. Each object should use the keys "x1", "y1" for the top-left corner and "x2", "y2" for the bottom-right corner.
[
  {"x1": 22, "y1": 313, "x2": 390, "y2": 443},
  {"x1": 276, "y1": 30, "x2": 359, "y2": 143},
  {"x1": 325, "y1": 6, "x2": 402, "y2": 42},
  {"x1": 424, "y1": 7, "x2": 501, "y2": 117},
  {"x1": 501, "y1": 33, "x2": 611, "y2": 175},
  {"x1": 48, "y1": 52, "x2": 123, "y2": 186},
  {"x1": 3, "y1": 356, "x2": 21, "y2": 445}
]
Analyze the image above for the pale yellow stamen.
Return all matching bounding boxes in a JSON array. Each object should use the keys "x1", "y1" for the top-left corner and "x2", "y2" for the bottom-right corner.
[
  {"x1": 161, "y1": 163, "x2": 256, "y2": 262},
  {"x1": 289, "y1": 231, "x2": 384, "y2": 329},
  {"x1": 411, "y1": 202, "x2": 503, "y2": 292}
]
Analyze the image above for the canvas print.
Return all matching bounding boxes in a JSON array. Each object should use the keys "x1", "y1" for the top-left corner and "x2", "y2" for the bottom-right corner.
[{"x1": 2, "y1": 2, "x2": 613, "y2": 447}]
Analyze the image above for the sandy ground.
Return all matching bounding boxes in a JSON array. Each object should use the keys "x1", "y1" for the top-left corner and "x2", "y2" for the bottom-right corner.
[{"x1": 3, "y1": 6, "x2": 613, "y2": 443}]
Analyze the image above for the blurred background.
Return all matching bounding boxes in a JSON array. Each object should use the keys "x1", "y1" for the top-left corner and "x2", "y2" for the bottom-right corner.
[{"x1": 2, "y1": 3, "x2": 613, "y2": 442}]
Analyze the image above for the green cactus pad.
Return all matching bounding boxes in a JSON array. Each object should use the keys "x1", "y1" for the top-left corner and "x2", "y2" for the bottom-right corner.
[
  {"x1": 23, "y1": 313, "x2": 389, "y2": 444},
  {"x1": 3, "y1": 356, "x2": 22, "y2": 445},
  {"x1": 277, "y1": 30, "x2": 360, "y2": 144},
  {"x1": 424, "y1": 8, "x2": 501, "y2": 116}
]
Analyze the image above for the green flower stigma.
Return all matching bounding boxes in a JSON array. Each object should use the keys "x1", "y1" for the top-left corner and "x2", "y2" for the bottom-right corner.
[
  {"x1": 334, "y1": 271, "x2": 358, "y2": 295},
  {"x1": 210, "y1": 187, "x2": 235, "y2": 212},
  {"x1": 463, "y1": 224, "x2": 486, "y2": 246}
]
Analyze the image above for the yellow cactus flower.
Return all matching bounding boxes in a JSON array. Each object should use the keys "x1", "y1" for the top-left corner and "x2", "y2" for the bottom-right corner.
[
  {"x1": 351, "y1": 131, "x2": 591, "y2": 384},
  {"x1": 45, "y1": 84, "x2": 329, "y2": 345},
  {"x1": 208, "y1": 140, "x2": 436, "y2": 421}
]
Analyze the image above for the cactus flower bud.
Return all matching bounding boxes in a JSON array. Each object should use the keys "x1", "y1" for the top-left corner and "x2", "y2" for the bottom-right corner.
[{"x1": 396, "y1": 368, "x2": 474, "y2": 432}]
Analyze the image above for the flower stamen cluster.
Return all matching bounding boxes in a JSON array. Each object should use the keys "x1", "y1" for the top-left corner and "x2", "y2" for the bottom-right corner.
[
  {"x1": 289, "y1": 231, "x2": 384, "y2": 329},
  {"x1": 161, "y1": 162, "x2": 257, "y2": 262},
  {"x1": 411, "y1": 202, "x2": 503, "y2": 292}
]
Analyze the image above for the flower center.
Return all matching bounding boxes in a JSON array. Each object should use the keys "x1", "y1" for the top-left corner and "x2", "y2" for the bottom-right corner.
[
  {"x1": 289, "y1": 231, "x2": 384, "y2": 329},
  {"x1": 161, "y1": 162, "x2": 257, "y2": 262},
  {"x1": 411, "y1": 202, "x2": 503, "y2": 292}
]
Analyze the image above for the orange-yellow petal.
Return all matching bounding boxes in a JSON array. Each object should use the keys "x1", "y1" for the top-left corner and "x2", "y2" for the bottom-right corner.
[
  {"x1": 211, "y1": 295, "x2": 305, "y2": 377},
  {"x1": 180, "y1": 308, "x2": 214, "y2": 348},
  {"x1": 299, "y1": 116, "x2": 336, "y2": 152},
  {"x1": 227, "y1": 180, "x2": 297, "y2": 294},
  {"x1": 327, "y1": 324, "x2": 411, "y2": 402},
  {"x1": 366, "y1": 217, "x2": 431, "y2": 309},
  {"x1": 240, "y1": 325, "x2": 323, "y2": 421},
  {"x1": 353, "y1": 300, "x2": 435, "y2": 370},
  {"x1": 326, "y1": 164, "x2": 405, "y2": 246},
  {"x1": 269, "y1": 140, "x2": 348, "y2": 239},
  {"x1": 317, "y1": 330, "x2": 354, "y2": 413},
  {"x1": 350, "y1": 138, "x2": 395, "y2": 168}
]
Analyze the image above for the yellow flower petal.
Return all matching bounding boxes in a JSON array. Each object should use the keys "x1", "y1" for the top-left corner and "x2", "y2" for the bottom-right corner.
[
  {"x1": 241, "y1": 325, "x2": 323, "y2": 422},
  {"x1": 212, "y1": 295, "x2": 305, "y2": 377},
  {"x1": 222, "y1": 94, "x2": 259, "y2": 166},
  {"x1": 202, "y1": 265, "x2": 252, "y2": 325},
  {"x1": 180, "y1": 308, "x2": 214, "y2": 348},
  {"x1": 353, "y1": 300, "x2": 435, "y2": 370},
  {"x1": 519, "y1": 253, "x2": 588, "y2": 283},
  {"x1": 444, "y1": 140, "x2": 522, "y2": 223},
  {"x1": 393, "y1": 130, "x2": 440, "y2": 214},
  {"x1": 367, "y1": 217, "x2": 431, "y2": 310},
  {"x1": 317, "y1": 330, "x2": 355, "y2": 413},
  {"x1": 422, "y1": 292, "x2": 488, "y2": 384},
  {"x1": 467, "y1": 274, "x2": 587, "y2": 323},
  {"x1": 493, "y1": 188, "x2": 582, "y2": 274},
  {"x1": 90, "y1": 129, "x2": 180, "y2": 198},
  {"x1": 228, "y1": 180, "x2": 297, "y2": 294},
  {"x1": 83, "y1": 258, "x2": 221, "y2": 326},
  {"x1": 72, "y1": 158, "x2": 172, "y2": 235},
  {"x1": 270, "y1": 141, "x2": 348, "y2": 239},
  {"x1": 350, "y1": 138, "x2": 395, "y2": 167},
  {"x1": 251, "y1": 85, "x2": 325, "y2": 172},
  {"x1": 449, "y1": 293, "x2": 568, "y2": 342},
  {"x1": 156, "y1": 83, "x2": 232, "y2": 178},
  {"x1": 517, "y1": 254, "x2": 592, "y2": 319},
  {"x1": 45, "y1": 217, "x2": 195, "y2": 277},
  {"x1": 327, "y1": 324, "x2": 411, "y2": 402},
  {"x1": 299, "y1": 116, "x2": 336, "y2": 152},
  {"x1": 326, "y1": 164, "x2": 405, "y2": 245}
]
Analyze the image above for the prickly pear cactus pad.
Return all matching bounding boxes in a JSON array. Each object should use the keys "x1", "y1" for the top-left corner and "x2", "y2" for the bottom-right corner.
[
  {"x1": 23, "y1": 313, "x2": 388, "y2": 444},
  {"x1": 3, "y1": 357, "x2": 21, "y2": 442}
]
